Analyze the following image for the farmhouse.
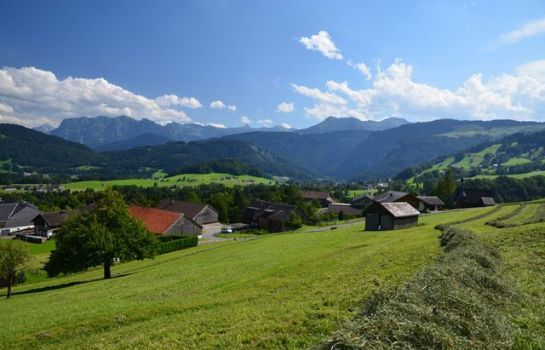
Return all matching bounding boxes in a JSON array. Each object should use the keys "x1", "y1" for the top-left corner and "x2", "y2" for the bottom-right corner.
[
  {"x1": 350, "y1": 194, "x2": 374, "y2": 209},
  {"x1": 364, "y1": 202, "x2": 420, "y2": 231},
  {"x1": 0, "y1": 201, "x2": 41, "y2": 236},
  {"x1": 325, "y1": 203, "x2": 362, "y2": 217},
  {"x1": 301, "y1": 191, "x2": 335, "y2": 207},
  {"x1": 129, "y1": 205, "x2": 202, "y2": 236},
  {"x1": 372, "y1": 191, "x2": 421, "y2": 208},
  {"x1": 33, "y1": 210, "x2": 74, "y2": 238},
  {"x1": 242, "y1": 200, "x2": 306, "y2": 232},
  {"x1": 451, "y1": 188, "x2": 496, "y2": 208},
  {"x1": 156, "y1": 200, "x2": 219, "y2": 225},
  {"x1": 416, "y1": 196, "x2": 445, "y2": 212}
]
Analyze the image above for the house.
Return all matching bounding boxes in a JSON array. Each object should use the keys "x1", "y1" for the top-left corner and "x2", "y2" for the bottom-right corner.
[
  {"x1": 325, "y1": 203, "x2": 362, "y2": 217},
  {"x1": 350, "y1": 194, "x2": 374, "y2": 209},
  {"x1": 155, "y1": 200, "x2": 219, "y2": 225},
  {"x1": 451, "y1": 188, "x2": 496, "y2": 208},
  {"x1": 301, "y1": 191, "x2": 335, "y2": 207},
  {"x1": 0, "y1": 201, "x2": 41, "y2": 236},
  {"x1": 364, "y1": 202, "x2": 420, "y2": 231},
  {"x1": 33, "y1": 210, "x2": 74, "y2": 238},
  {"x1": 129, "y1": 205, "x2": 202, "y2": 236},
  {"x1": 372, "y1": 191, "x2": 422, "y2": 210},
  {"x1": 242, "y1": 200, "x2": 306, "y2": 232},
  {"x1": 415, "y1": 196, "x2": 446, "y2": 212}
]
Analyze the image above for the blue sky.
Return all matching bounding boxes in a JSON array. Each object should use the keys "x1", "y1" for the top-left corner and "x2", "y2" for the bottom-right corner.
[{"x1": 1, "y1": 0, "x2": 545, "y2": 128}]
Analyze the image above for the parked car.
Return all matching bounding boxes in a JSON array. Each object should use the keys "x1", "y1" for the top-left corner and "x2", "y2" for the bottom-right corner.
[{"x1": 221, "y1": 225, "x2": 233, "y2": 233}]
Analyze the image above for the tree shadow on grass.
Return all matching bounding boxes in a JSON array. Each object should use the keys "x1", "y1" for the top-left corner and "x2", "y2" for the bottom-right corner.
[{"x1": 12, "y1": 273, "x2": 131, "y2": 296}]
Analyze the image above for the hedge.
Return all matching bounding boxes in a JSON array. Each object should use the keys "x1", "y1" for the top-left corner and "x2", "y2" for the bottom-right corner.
[{"x1": 157, "y1": 235, "x2": 198, "y2": 255}]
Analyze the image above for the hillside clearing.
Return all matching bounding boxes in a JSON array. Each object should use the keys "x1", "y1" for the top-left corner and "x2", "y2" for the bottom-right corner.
[
  {"x1": 0, "y1": 209, "x2": 477, "y2": 349},
  {"x1": 64, "y1": 172, "x2": 273, "y2": 190}
]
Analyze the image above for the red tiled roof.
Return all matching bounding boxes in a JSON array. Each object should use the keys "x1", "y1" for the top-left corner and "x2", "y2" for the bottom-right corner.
[{"x1": 129, "y1": 205, "x2": 182, "y2": 235}]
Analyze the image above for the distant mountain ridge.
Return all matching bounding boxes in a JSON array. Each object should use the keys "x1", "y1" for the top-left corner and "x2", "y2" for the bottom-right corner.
[{"x1": 295, "y1": 116, "x2": 408, "y2": 135}]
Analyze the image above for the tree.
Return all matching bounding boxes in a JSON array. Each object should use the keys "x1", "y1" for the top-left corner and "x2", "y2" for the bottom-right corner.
[
  {"x1": 0, "y1": 240, "x2": 32, "y2": 298},
  {"x1": 435, "y1": 168, "x2": 457, "y2": 204},
  {"x1": 45, "y1": 189, "x2": 157, "y2": 279}
]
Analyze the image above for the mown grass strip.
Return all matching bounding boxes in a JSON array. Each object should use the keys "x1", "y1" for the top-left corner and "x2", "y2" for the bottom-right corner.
[
  {"x1": 486, "y1": 204, "x2": 526, "y2": 228},
  {"x1": 323, "y1": 226, "x2": 516, "y2": 349}
]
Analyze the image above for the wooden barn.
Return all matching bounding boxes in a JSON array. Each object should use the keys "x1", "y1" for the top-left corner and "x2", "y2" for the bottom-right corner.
[
  {"x1": 364, "y1": 202, "x2": 420, "y2": 231},
  {"x1": 416, "y1": 196, "x2": 445, "y2": 212},
  {"x1": 451, "y1": 188, "x2": 496, "y2": 208}
]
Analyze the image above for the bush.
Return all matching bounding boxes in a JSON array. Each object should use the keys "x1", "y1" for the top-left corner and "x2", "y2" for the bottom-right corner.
[{"x1": 157, "y1": 235, "x2": 198, "y2": 255}]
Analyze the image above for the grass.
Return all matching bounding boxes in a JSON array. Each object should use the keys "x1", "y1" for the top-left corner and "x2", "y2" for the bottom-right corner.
[
  {"x1": 347, "y1": 188, "x2": 377, "y2": 198},
  {"x1": 64, "y1": 172, "x2": 273, "y2": 190},
  {"x1": 214, "y1": 233, "x2": 259, "y2": 239},
  {"x1": 452, "y1": 144, "x2": 500, "y2": 169},
  {"x1": 501, "y1": 157, "x2": 532, "y2": 167},
  {"x1": 0, "y1": 209, "x2": 476, "y2": 349},
  {"x1": 471, "y1": 170, "x2": 545, "y2": 180}
]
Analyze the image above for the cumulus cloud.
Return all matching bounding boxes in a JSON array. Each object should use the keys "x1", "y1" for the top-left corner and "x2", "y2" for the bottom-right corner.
[
  {"x1": 155, "y1": 95, "x2": 202, "y2": 109},
  {"x1": 291, "y1": 84, "x2": 347, "y2": 105},
  {"x1": 299, "y1": 31, "x2": 343, "y2": 60},
  {"x1": 277, "y1": 102, "x2": 294, "y2": 113},
  {"x1": 293, "y1": 58, "x2": 545, "y2": 121},
  {"x1": 240, "y1": 115, "x2": 251, "y2": 125},
  {"x1": 0, "y1": 66, "x2": 194, "y2": 127},
  {"x1": 348, "y1": 61, "x2": 372, "y2": 80},
  {"x1": 210, "y1": 100, "x2": 236, "y2": 111},
  {"x1": 280, "y1": 123, "x2": 292, "y2": 129},
  {"x1": 257, "y1": 119, "x2": 274, "y2": 127}
]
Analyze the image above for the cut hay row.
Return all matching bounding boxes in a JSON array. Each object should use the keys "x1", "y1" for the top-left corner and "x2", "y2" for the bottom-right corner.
[
  {"x1": 486, "y1": 204, "x2": 526, "y2": 228},
  {"x1": 323, "y1": 226, "x2": 516, "y2": 349}
]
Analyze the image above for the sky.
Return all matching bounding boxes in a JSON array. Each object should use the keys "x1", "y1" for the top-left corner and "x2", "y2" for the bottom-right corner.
[{"x1": 1, "y1": 0, "x2": 545, "y2": 129}]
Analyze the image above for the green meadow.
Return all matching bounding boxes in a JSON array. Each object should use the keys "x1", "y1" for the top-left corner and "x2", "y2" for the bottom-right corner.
[
  {"x1": 64, "y1": 172, "x2": 273, "y2": 190},
  {"x1": 1, "y1": 205, "x2": 544, "y2": 348}
]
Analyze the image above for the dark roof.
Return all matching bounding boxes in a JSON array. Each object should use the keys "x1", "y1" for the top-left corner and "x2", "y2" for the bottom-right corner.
[
  {"x1": 247, "y1": 200, "x2": 299, "y2": 221},
  {"x1": 373, "y1": 191, "x2": 410, "y2": 203},
  {"x1": 301, "y1": 191, "x2": 332, "y2": 200},
  {"x1": 452, "y1": 188, "x2": 494, "y2": 204},
  {"x1": 351, "y1": 194, "x2": 373, "y2": 204},
  {"x1": 416, "y1": 196, "x2": 445, "y2": 206},
  {"x1": 35, "y1": 210, "x2": 74, "y2": 228},
  {"x1": 129, "y1": 205, "x2": 183, "y2": 235},
  {"x1": 380, "y1": 202, "x2": 420, "y2": 218},
  {"x1": 156, "y1": 200, "x2": 217, "y2": 219},
  {"x1": 0, "y1": 201, "x2": 39, "y2": 223},
  {"x1": 327, "y1": 203, "x2": 362, "y2": 216},
  {"x1": 5, "y1": 206, "x2": 41, "y2": 228}
]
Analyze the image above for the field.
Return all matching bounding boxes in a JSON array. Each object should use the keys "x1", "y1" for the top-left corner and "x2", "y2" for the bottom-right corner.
[
  {"x1": 64, "y1": 172, "x2": 273, "y2": 190},
  {"x1": 2, "y1": 204, "x2": 544, "y2": 348},
  {"x1": 0, "y1": 209, "x2": 476, "y2": 349}
]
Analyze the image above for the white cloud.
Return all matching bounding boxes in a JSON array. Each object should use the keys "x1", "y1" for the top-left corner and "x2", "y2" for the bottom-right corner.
[
  {"x1": 257, "y1": 119, "x2": 274, "y2": 127},
  {"x1": 208, "y1": 123, "x2": 226, "y2": 128},
  {"x1": 498, "y1": 17, "x2": 545, "y2": 45},
  {"x1": 299, "y1": 31, "x2": 343, "y2": 60},
  {"x1": 293, "y1": 58, "x2": 545, "y2": 122},
  {"x1": 291, "y1": 84, "x2": 347, "y2": 105},
  {"x1": 210, "y1": 100, "x2": 236, "y2": 111},
  {"x1": 348, "y1": 61, "x2": 372, "y2": 80},
  {"x1": 277, "y1": 102, "x2": 294, "y2": 113},
  {"x1": 155, "y1": 95, "x2": 202, "y2": 109},
  {"x1": 240, "y1": 115, "x2": 251, "y2": 125},
  {"x1": 0, "y1": 66, "x2": 193, "y2": 127},
  {"x1": 280, "y1": 123, "x2": 292, "y2": 129}
]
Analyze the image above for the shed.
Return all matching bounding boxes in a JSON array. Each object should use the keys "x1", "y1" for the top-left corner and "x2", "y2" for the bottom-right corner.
[
  {"x1": 350, "y1": 194, "x2": 374, "y2": 209},
  {"x1": 372, "y1": 191, "x2": 421, "y2": 210},
  {"x1": 325, "y1": 203, "x2": 362, "y2": 217},
  {"x1": 301, "y1": 191, "x2": 335, "y2": 207},
  {"x1": 451, "y1": 188, "x2": 496, "y2": 208},
  {"x1": 364, "y1": 202, "x2": 420, "y2": 231},
  {"x1": 416, "y1": 196, "x2": 445, "y2": 212}
]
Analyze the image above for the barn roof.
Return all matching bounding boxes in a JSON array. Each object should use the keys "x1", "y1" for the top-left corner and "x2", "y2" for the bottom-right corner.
[
  {"x1": 380, "y1": 202, "x2": 420, "y2": 218},
  {"x1": 5, "y1": 206, "x2": 41, "y2": 228},
  {"x1": 129, "y1": 205, "x2": 182, "y2": 235},
  {"x1": 416, "y1": 196, "x2": 445, "y2": 206},
  {"x1": 481, "y1": 197, "x2": 496, "y2": 206},
  {"x1": 35, "y1": 210, "x2": 74, "y2": 228},
  {"x1": 156, "y1": 200, "x2": 217, "y2": 219},
  {"x1": 373, "y1": 191, "x2": 410, "y2": 203},
  {"x1": 351, "y1": 194, "x2": 373, "y2": 203}
]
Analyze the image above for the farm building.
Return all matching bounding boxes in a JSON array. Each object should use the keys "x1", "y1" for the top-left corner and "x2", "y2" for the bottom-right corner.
[
  {"x1": 33, "y1": 210, "x2": 74, "y2": 238},
  {"x1": 325, "y1": 203, "x2": 362, "y2": 217},
  {"x1": 129, "y1": 205, "x2": 202, "y2": 236},
  {"x1": 372, "y1": 191, "x2": 421, "y2": 208},
  {"x1": 451, "y1": 188, "x2": 496, "y2": 208},
  {"x1": 350, "y1": 194, "x2": 374, "y2": 209},
  {"x1": 364, "y1": 202, "x2": 420, "y2": 231},
  {"x1": 301, "y1": 191, "x2": 335, "y2": 207},
  {"x1": 156, "y1": 200, "x2": 219, "y2": 225},
  {"x1": 0, "y1": 201, "x2": 41, "y2": 236},
  {"x1": 242, "y1": 200, "x2": 306, "y2": 232},
  {"x1": 416, "y1": 196, "x2": 445, "y2": 212}
]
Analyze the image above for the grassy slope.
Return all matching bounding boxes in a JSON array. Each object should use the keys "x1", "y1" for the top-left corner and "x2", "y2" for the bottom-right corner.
[
  {"x1": 0, "y1": 209, "x2": 475, "y2": 349},
  {"x1": 64, "y1": 172, "x2": 273, "y2": 190}
]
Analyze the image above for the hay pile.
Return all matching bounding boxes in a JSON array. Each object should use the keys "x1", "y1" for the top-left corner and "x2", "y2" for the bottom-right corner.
[{"x1": 323, "y1": 227, "x2": 516, "y2": 349}]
